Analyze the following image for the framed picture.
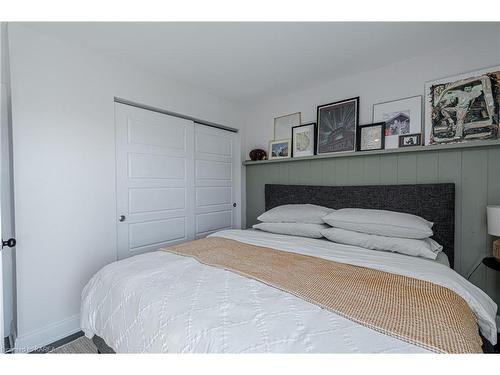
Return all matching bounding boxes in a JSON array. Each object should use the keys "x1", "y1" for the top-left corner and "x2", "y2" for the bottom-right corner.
[
  {"x1": 317, "y1": 97, "x2": 359, "y2": 154},
  {"x1": 274, "y1": 112, "x2": 301, "y2": 140},
  {"x1": 292, "y1": 123, "x2": 316, "y2": 157},
  {"x1": 399, "y1": 133, "x2": 421, "y2": 148},
  {"x1": 425, "y1": 66, "x2": 500, "y2": 146},
  {"x1": 268, "y1": 139, "x2": 291, "y2": 160},
  {"x1": 357, "y1": 122, "x2": 385, "y2": 151},
  {"x1": 373, "y1": 95, "x2": 422, "y2": 149}
]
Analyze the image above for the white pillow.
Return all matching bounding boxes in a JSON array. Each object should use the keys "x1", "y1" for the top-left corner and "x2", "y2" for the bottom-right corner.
[
  {"x1": 257, "y1": 204, "x2": 334, "y2": 224},
  {"x1": 322, "y1": 208, "x2": 433, "y2": 239},
  {"x1": 320, "y1": 227, "x2": 442, "y2": 260},
  {"x1": 253, "y1": 222, "x2": 329, "y2": 238}
]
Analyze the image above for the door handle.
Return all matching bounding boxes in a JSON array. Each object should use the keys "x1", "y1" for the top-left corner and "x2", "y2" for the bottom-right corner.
[
  {"x1": 119, "y1": 215, "x2": 126, "y2": 222},
  {"x1": 1, "y1": 238, "x2": 16, "y2": 249},
  {"x1": 233, "y1": 203, "x2": 237, "y2": 207}
]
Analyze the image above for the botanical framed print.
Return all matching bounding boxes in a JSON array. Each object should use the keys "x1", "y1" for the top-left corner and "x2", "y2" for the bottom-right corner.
[
  {"x1": 268, "y1": 139, "x2": 291, "y2": 160},
  {"x1": 373, "y1": 95, "x2": 422, "y2": 149},
  {"x1": 357, "y1": 122, "x2": 385, "y2": 151},
  {"x1": 274, "y1": 112, "x2": 301, "y2": 140},
  {"x1": 399, "y1": 133, "x2": 421, "y2": 148},
  {"x1": 317, "y1": 97, "x2": 359, "y2": 154},
  {"x1": 425, "y1": 66, "x2": 500, "y2": 146},
  {"x1": 292, "y1": 123, "x2": 316, "y2": 157}
]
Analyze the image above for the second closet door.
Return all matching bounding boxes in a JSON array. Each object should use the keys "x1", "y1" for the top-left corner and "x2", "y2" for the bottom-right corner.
[{"x1": 194, "y1": 124, "x2": 239, "y2": 239}]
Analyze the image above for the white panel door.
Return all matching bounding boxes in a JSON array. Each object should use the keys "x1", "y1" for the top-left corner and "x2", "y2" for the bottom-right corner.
[
  {"x1": 115, "y1": 103, "x2": 195, "y2": 260},
  {"x1": 194, "y1": 123, "x2": 240, "y2": 239}
]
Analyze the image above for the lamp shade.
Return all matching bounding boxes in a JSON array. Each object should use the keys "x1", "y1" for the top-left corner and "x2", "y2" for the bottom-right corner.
[{"x1": 487, "y1": 205, "x2": 500, "y2": 236}]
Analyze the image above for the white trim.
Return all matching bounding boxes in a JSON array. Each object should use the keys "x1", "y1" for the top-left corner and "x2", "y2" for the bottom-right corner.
[{"x1": 13, "y1": 314, "x2": 80, "y2": 353}]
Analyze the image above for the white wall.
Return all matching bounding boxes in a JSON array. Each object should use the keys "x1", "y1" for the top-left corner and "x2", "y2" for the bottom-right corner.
[
  {"x1": 1, "y1": 22, "x2": 16, "y2": 344},
  {"x1": 8, "y1": 23, "x2": 245, "y2": 350},
  {"x1": 242, "y1": 26, "x2": 500, "y2": 155}
]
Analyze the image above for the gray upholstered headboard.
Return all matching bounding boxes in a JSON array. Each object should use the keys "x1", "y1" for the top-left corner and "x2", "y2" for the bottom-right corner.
[{"x1": 265, "y1": 183, "x2": 455, "y2": 268}]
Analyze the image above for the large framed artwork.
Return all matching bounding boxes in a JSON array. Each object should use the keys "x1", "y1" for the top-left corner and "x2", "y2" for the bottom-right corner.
[
  {"x1": 425, "y1": 66, "x2": 500, "y2": 145},
  {"x1": 317, "y1": 97, "x2": 359, "y2": 154},
  {"x1": 372, "y1": 95, "x2": 422, "y2": 149}
]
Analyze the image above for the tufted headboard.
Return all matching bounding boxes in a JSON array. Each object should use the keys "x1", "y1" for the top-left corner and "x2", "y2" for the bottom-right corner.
[{"x1": 265, "y1": 183, "x2": 455, "y2": 268}]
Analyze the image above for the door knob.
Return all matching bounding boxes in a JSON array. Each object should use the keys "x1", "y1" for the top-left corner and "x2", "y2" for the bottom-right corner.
[
  {"x1": 233, "y1": 203, "x2": 237, "y2": 207},
  {"x1": 119, "y1": 215, "x2": 126, "y2": 222},
  {"x1": 1, "y1": 238, "x2": 16, "y2": 249}
]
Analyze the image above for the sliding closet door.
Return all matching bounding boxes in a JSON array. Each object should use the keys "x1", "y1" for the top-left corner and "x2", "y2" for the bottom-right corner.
[
  {"x1": 194, "y1": 124, "x2": 241, "y2": 239},
  {"x1": 115, "y1": 103, "x2": 195, "y2": 260}
]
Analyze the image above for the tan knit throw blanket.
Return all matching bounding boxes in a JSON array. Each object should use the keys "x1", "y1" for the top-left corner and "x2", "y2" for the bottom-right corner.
[{"x1": 162, "y1": 237, "x2": 482, "y2": 353}]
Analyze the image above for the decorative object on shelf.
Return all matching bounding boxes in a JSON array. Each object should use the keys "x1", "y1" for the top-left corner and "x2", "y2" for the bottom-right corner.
[
  {"x1": 292, "y1": 123, "x2": 316, "y2": 157},
  {"x1": 357, "y1": 122, "x2": 385, "y2": 151},
  {"x1": 373, "y1": 95, "x2": 422, "y2": 149},
  {"x1": 268, "y1": 139, "x2": 291, "y2": 160},
  {"x1": 317, "y1": 97, "x2": 359, "y2": 154},
  {"x1": 487, "y1": 205, "x2": 500, "y2": 261},
  {"x1": 274, "y1": 112, "x2": 301, "y2": 140},
  {"x1": 399, "y1": 133, "x2": 421, "y2": 148},
  {"x1": 249, "y1": 148, "x2": 267, "y2": 161},
  {"x1": 425, "y1": 66, "x2": 500, "y2": 146}
]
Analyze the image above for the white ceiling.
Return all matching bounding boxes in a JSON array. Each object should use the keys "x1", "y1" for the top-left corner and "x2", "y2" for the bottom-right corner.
[{"x1": 22, "y1": 22, "x2": 496, "y2": 103}]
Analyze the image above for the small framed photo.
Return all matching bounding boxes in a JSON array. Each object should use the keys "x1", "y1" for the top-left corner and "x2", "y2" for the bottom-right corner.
[
  {"x1": 399, "y1": 133, "x2": 421, "y2": 148},
  {"x1": 292, "y1": 123, "x2": 316, "y2": 157},
  {"x1": 269, "y1": 139, "x2": 291, "y2": 160},
  {"x1": 317, "y1": 97, "x2": 359, "y2": 154},
  {"x1": 357, "y1": 122, "x2": 385, "y2": 151},
  {"x1": 372, "y1": 95, "x2": 422, "y2": 149},
  {"x1": 274, "y1": 112, "x2": 301, "y2": 140}
]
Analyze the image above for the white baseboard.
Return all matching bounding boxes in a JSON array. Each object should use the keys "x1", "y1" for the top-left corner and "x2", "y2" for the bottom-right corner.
[{"x1": 14, "y1": 314, "x2": 80, "y2": 353}]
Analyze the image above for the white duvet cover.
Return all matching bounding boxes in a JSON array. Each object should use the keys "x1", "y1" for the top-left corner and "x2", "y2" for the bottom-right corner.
[{"x1": 80, "y1": 229, "x2": 497, "y2": 353}]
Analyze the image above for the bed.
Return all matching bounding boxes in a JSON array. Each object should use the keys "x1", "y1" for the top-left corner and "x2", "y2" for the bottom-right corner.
[{"x1": 80, "y1": 183, "x2": 498, "y2": 353}]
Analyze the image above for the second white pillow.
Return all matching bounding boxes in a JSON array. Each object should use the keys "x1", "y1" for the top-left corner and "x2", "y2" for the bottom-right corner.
[
  {"x1": 322, "y1": 208, "x2": 433, "y2": 239},
  {"x1": 320, "y1": 227, "x2": 442, "y2": 260},
  {"x1": 253, "y1": 222, "x2": 329, "y2": 238}
]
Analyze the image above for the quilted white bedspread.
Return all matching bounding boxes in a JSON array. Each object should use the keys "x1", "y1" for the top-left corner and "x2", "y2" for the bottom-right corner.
[{"x1": 80, "y1": 229, "x2": 497, "y2": 353}]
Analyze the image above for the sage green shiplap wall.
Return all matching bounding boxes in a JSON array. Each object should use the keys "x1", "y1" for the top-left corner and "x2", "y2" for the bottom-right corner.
[{"x1": 246, "y1": 145, "x2": 500, "y2": 306}]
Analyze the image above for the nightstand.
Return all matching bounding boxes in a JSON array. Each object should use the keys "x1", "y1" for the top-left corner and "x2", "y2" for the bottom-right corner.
[{"x1": 482, "y1": 257, "x2": 500, "y2": 272}]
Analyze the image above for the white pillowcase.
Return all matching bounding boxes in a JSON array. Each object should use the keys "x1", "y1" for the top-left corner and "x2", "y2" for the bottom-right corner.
[
  {"x1": 320, "y1": 227, "x2": 442, "y2": 260},
  {"x1": 322, "y1": 208, "x2": 433, "y2": 239},
  {"x1": 257, "y1": 204, "x2": 334, "y2": 224},
  {"x1": 253, "y1": 222, "x2": 329, "y2": 238}
]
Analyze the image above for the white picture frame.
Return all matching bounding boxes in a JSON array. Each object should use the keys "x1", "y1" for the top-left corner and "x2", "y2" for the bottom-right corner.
[
  {"x1": 268, "y1": 139, "x2": 292, "y2": 160},
  {"x1": 274, "y1": 112, "x2": 301, "y2": 140},
  {"x1": 373, "y1": 95, "x2": 422, "y2": 149}
]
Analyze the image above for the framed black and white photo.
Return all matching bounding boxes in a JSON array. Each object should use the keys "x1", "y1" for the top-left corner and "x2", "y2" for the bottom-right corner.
[
  {"x1": 425, "y1": 66, "x2": 500, "y2": 146},
  {"x1": 399, "y1": 133, "x2": 421, "y2": 148},
  {"x1": 317, "y1": 97, "x2": 359, "y2": 154},
  {"x1": 373, "y1": 95, "x2": 422, "y2": 149},
  {"x1": 357, "y1": 122, "x2": 385, "y2": 151},
  {"x1": 292, "y1": 123, "x2": 316, "y2": 157},
  {"x1": 268, "y1": 139, "x2": 291, "y2": 160},
  {"x1": 274, "y1": 112, "x2": 301, "y2": 140}
]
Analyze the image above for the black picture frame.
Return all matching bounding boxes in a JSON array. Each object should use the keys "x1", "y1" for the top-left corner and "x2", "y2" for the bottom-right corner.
[
  {"x1": 316, "y1": 97, "x2": 359, "y2": 154},
  {"x1": 356, "y1": 122, "x2": 385, "y2": 151},
  {"x1": 399, "y1": 133, "x2": 422, "y2": 148},
  {"x1": 291, "y1": 122, "x2": 317, "y2": 158}
]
